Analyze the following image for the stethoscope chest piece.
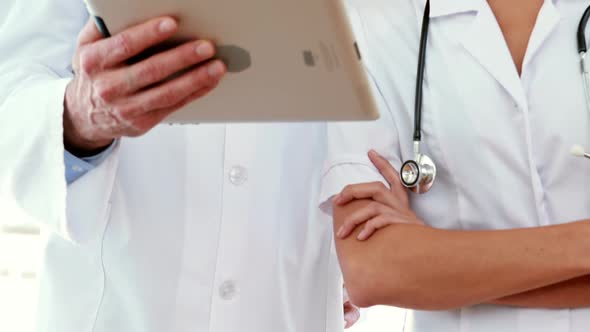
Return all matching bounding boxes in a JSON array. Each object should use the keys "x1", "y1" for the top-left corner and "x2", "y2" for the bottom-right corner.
[
  {"x1": 401, "y1": 153, "x2": 437, "y2": 194},
  {"x1": 400, "y1": 0, "x2": 437, "y2": 195},
  {"x1": 398, "y1": 0, "x2": 590, "y2": 195}
]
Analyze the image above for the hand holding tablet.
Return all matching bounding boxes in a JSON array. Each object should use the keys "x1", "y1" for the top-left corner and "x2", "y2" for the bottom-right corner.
[
  {"x1": 83, "y1": 0, "x2": 379, "y2": 123},
  {"x1": 64, "y1": 17, "x2": 224, "y2": 155}
]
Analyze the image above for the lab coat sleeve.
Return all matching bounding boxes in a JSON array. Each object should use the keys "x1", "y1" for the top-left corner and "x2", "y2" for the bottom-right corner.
[
  {"x1": 319, "y1": 1, "x2": 404, "y2": 215},
  {"x1": 0, "y1": 0, "x2": 119, "y2": 244},
  {"x1": 319, "y1": 76, "x2": 403, "y2": 215}
]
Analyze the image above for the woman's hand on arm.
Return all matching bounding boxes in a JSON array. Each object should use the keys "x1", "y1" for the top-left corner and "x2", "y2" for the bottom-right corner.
[
  {"x1": 332, "y1": 151, "x2": 590, "y2": 310},
  {"x1": 333, "y1": 150, "x2": 424, "y2": 240}
]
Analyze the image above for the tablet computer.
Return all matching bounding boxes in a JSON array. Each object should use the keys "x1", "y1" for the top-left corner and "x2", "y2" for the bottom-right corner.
[{"x1": 83, "y1": 0, "x2": 379, "y2": 123}]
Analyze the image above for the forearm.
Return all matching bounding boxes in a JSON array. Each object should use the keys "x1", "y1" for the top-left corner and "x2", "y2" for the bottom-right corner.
[
  {"x1": 491, "y1": 275, "x2": 590, "y2": 309},
  {"x1": 334, "y1": 200, "x2": 590, "y2": 310}
]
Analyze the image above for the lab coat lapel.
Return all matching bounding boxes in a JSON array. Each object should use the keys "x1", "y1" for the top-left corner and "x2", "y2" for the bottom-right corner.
[
  {"x1": 428, "y1": 0, "x2": 478, "y2": 18},
  {"x1": 522, "y1": 0, "x2": 561, "y2": 71},
  {"x1": 460, "y1": 2, "x2": 527, "y2": 107}
]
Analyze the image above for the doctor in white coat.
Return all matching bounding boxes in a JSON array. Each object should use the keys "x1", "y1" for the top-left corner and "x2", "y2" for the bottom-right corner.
[
  {"x1": 0, "y1": 0, "x2": 358, "y2": 331},
  {"x1": 320, "y1": 0, "x2": 590, "y2": 332}
]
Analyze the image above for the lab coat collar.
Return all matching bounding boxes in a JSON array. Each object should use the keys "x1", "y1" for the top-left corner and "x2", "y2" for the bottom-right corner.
[
  {"x1": 419, "y1": 0, "x2": 526, "y2": 107},
  {"x1": 427, "y1": 0, "x2": 481, "y2": 18},
  {"x1": 459, "y1": 3, "x2": 528, "y2": 108},
  {"x1": 457, "y1": 0, "x2": 561, "y2": 108},
  {"x1": 427, "y1": 0, "x2": 560, "y2": 19}
]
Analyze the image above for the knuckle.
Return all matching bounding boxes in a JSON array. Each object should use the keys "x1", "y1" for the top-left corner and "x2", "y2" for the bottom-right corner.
[
  {"x1": 365, "y1": 223, "x2": 376, "y2": 231},
  {"x1": 110, "y1": 105, "x2": 126, "y2": 118},
  {"x1": 88, "y1": 106, "x2": 119, "y2": 130},
  {"x1": 121, "y1": 104, "x2": 146, "y2": 122},
  {"x1": 139, "y1": 61, "x2": 163, "y2": 82},
  {"x1": 341, "y1": 185, "x2": 354, "y2": 196},
  {"x1": 93, "y1": 79, "x2": 117, "y2": 102},
  {"x1": 368, "y1": 202, "x2": 381, "y2": 214},
  {"x1": 78, "y1": 47, "x2": 97, "y2": 74},
  {"x1": 145, "y1": 90, "x2": 176, "y2": 111},
  {"x1": 113, "y1": 33, "x2": 133, "y2": 57},
  {"x1": 180, "y1": 43, "x2": 197, "y2": 62},
  {"x1": 373, "y1": 191, "x2": 385, "y2": 202},
  {"x1": 160, "y1": 89, "x2": 180, "y2": 107},
  {"x1": 373, "y1": 181, "x2": 388, "y2": 192},
  {"x1": 373, "y1": 215, "x2": 387, "y2": 226},
  {"x1": 366, "y1": 218, "x2": 377, "y2": 227},
  {"x1": 194, "y1": 68, "x2": 215, "y2": 88},
  {"x1": 107, "y1": 106, "x2": 127, "y2": 124}
]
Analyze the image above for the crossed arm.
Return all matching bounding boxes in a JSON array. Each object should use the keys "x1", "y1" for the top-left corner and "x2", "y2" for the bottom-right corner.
[{"x1": 332, "y1": 151, "x2": 590, "y2": 310}]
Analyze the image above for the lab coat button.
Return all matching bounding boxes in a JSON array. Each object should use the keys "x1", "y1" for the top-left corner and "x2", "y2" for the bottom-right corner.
[
  {"x1": 228, "y1": 166, "x2": 248, "y2": 185},
  {"x1": 219, "y1": 280, "x2": 237, "y2": 300}
]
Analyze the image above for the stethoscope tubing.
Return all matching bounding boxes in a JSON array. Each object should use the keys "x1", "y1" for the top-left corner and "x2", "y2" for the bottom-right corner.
[
  {"x1": 413, "y1": 0, "x2": 430, "y2": 143},
  {"x1": 580, "y1": 5, "x2": 590, "y2": 115},
  {"x1": 403, "y1": 1, "x2": 590, "y2": 193}
]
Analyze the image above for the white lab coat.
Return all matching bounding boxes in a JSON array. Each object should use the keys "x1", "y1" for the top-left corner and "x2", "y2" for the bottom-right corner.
[
  {"x1": 321, "y1": 0, "x2": 590, "y2": 331},
  {"x1": 0, "y1": 1, "x2": 343, "y2": 331}
]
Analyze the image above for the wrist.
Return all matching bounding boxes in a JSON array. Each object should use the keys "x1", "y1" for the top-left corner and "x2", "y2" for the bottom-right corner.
[
  {"x1": 579, "y1": 220, "x2": 590, "y2": 273},
  {"x1": 565, "y1": 220, "x2": 590, "y2": 274},
  {"x1": 63, "y1": 118, "x2": 113, "y2": 157},
  {"x1": 63, "y1": 132, "x2": 113, "y2": 157},
  {"x1": 63, "y1": 88, "x2": 113, "y2": 157}
]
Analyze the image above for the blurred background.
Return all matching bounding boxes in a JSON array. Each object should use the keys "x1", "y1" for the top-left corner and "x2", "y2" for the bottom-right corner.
[
  {"x1": 0, "y1": 0, "x2": 12, "y2": 27},
  {"x1": 0, "y1": 204, "x2": 42, "y2": 332}
]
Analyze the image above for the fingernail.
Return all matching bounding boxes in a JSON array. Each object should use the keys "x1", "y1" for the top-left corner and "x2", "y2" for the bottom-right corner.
[
  {"x1": 337, "y1": 226, "x2": 344, "y2": 238},
  {"x1": 368, "y1": 149, "x2": 378, "y2": 157},
  {"x1": 159, "y1": 18, "x2": 177, "y2": 33},
  {"x1": 196, "y1": 41, "x2": 214, "y2": 57},
  {"x1": 208, "y1": 61, "x2": 225, "y2": 79}
]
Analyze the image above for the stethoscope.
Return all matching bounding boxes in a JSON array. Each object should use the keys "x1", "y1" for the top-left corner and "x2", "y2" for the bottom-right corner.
[{"x1": 400, "y1": 0, "x2": 590, "y2": 195}]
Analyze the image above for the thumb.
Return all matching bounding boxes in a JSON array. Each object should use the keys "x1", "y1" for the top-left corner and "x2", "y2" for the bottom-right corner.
[{"x1": 77, "y1": 18, "x2": 105, "y2": 46}]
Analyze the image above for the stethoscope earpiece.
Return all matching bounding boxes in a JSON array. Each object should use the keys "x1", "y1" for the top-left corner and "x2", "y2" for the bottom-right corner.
[{"x1": 571, "y1": 144, "x2": 590, "y2": 159}]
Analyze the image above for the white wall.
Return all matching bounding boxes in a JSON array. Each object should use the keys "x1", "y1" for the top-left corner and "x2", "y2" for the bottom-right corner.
[{"x1": 0, "y1": 0, "x2": 14, "y2": 25}]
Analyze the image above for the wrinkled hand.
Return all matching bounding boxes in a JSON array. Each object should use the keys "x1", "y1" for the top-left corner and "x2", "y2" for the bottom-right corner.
[
  {"x1": 333, "y1": 150, "x2": 424, "y2": 241},
  {"x1": 64, "y1": 17, "x2": 226, "y2": 154},
  {"x1": 343, "y1": 287, "x2": 360, "y2": 329}
]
